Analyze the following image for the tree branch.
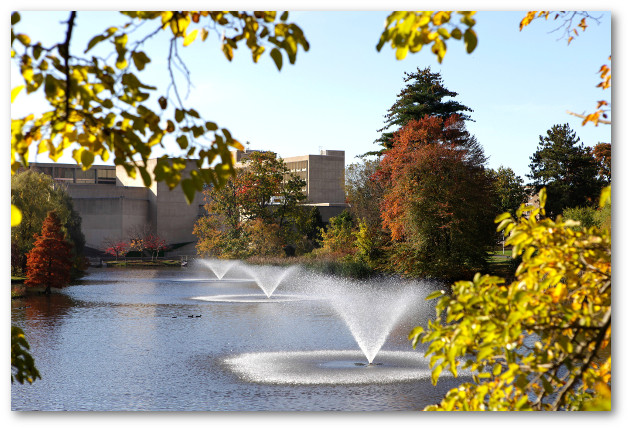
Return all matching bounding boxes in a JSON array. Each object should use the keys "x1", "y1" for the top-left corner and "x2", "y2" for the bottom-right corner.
[
  {"x1": 62, "y1": 11, "x2": 77, "y2": 122},
  {"x1": 566, "y1": 110, "x2": 611, "y2": 125}
]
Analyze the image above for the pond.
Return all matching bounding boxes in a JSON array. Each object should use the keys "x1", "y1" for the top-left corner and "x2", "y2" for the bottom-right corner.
[{"x1": 11, "y1": 263, "x2": 466, "y2": 411}]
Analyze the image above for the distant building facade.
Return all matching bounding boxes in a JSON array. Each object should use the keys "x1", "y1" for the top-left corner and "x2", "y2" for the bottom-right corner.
[
  {"x1": 25, "y1": 160, "x2": 204, "y2": 255},
  {"x1": 232, "y1": 149, "x2": 348, "y2": 222},
  {"x1": 25, "y1": 149, "x2": 347, "y2": 254}
]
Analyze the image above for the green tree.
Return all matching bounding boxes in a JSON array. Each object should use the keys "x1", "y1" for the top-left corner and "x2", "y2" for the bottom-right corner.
[
  {"x1": 371, "y1": 67, "x2": 473, "y2": 154},
  {"x1": 11, "y1": 170, "x2": 85, "y2": 276},
  {"x1": 487, "y1": 166, "x2": 528, "y2": 217},
  {"x1": 345, "y1": 158, "x2": 385, "y2": 229},
  {"x1": 411, "y1": 187, "x2": 611, "y2": 411},
  {"x1": 527, "y1": 123, "x2": 601, "y2": 218},
  {"x1": 317, "y1": 210, "x2": 357, "y2": 256},
  {"x1": 193, "y1": 176, "x2": 248, "y2": 259}
]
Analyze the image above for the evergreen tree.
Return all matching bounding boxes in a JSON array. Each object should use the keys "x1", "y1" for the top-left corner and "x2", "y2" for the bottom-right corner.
[
  {"x1": 25, "y1": 212, "x2": 73, "y2": 294},
  {"x1": 371, "y1": 67, "x2": 473, "y2": 155},
  {"x1": 527, "y1": 124, "x2": 601, "y2": 218}
]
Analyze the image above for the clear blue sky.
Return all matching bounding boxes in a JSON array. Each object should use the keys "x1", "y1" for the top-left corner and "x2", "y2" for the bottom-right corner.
[{"x1": 10, "y1": 9, "x2": 611, "y2": 180}]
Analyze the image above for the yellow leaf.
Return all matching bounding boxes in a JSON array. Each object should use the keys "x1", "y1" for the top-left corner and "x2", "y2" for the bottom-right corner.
[
  {"x1": 183, "y1": 29, "x2": 198, "y2": 47},
  {"x1": 11, "y1": 204, "x2": 22, "y2": 227},
  {"x1": 395, "y1": 45, "x2": 409, "y2": 60},
  {"x1": 11, "y1": 86, "x2": 24, "y2": 103}
]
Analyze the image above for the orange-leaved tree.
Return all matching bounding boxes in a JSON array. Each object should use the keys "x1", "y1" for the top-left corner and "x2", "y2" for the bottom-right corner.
[
  {"x1": 25, "y1": 211, "x2": 73, "y2": 294},
  {"x1": 375, "y1": 115, "x2": 496, "y2": 280}
]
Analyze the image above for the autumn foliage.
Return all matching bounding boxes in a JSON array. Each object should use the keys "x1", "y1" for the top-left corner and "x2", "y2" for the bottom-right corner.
[
  {"x1": 376, "y1": 115, "x2": 495, "y2": 279},
  {"x1": 412, "y1": 187, "x2": 611, "y2": 410},
  {"x1": 25, "y1": 211, "x2": 73, "y2": 294},
  {"x1": 105, "y1": 241, "x2": 129, "y2": 261}
]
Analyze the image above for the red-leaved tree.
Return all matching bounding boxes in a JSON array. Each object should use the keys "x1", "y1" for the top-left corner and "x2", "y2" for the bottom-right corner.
[
  {"x1": 104, "y1": 241, "x2": 129, "y2": 261},
  {"x1": 144, "y1": 234, "x2": 168, "y2": 262},
  {"x1": 25, "y1": 211, "x2": 73, "y2": 294},
  {"x1": 376, "y1": 115, "x2": 496, "y2": 280}
]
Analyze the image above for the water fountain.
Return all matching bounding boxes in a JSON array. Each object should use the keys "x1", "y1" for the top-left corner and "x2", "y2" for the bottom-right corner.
[
  {"x1": 240, "y1": 264, "x2": 300, "y2": 298},
  {"x1": 201, "y1": 259, "x2": 239, "y2": 280},
  {"x1": 191, "y1": 263, "x2": 308, "y2": 303},
  {"x1": 222, "y1": 270, "x2": 456, "y2": 385},
  {"x1": 309, "y1": 273, "x2": 421, "y2": 364}
]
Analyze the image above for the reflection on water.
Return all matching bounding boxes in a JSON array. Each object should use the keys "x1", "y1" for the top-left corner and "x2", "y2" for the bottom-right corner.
[{"x1": 11, "y1": 267, "x2": 465, "y2": 411}]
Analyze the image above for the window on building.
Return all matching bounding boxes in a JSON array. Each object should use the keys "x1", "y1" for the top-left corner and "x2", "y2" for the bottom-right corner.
[
  {"x1": 75, "y1": 168, "x2": 96, "y2": 184},
  {"x1": 97, "y1": 169, "x2": 116, "y2": 184},
  {"x1": 54, "y1": 167, "x2": 75, "y2": 182}
]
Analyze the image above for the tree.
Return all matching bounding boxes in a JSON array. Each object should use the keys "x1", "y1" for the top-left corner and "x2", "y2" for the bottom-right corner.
[
  {"x1": 317, "y1": 210, "x2": 357, "y2": 256},
  {"x1": 372, "y1": 67, "x2": 473, "y2": 154},
  {"x1": 102, "y1": 238, "x2": 129, "y2": 261},
  {"x1": 592, "y1": 142, "x2": 611, "y2": 183},
  {"x1": 194, "y1": 151, "x2": 307, "y2": 257},
  {"x1": 345, "y1": 158, "x2": 385, "y2": 229},
  {"x1": 11, "y1": 170, "x2": 85, "y2": 276},
  {"x1": 376, "y1": 115, "x2": 495, "y2": 280},
  {"x1": 144, "y1": 234, "x2": 168, "y2": 261},
  {"x1": 236, "y1": 152, "x2": 306, "y2": 226},
  {"x1": 25, "y1": 211, "x2": 73, "y2": 294},
  {"x1": 527, "y1": 123, "x2": 601, "y2": 218},
  {"x1": 411, "y1": 187, "x2": 611, "y2": 411},
  {"x1": 487, "y1": 166, "x2": 528, "y2": 218}
]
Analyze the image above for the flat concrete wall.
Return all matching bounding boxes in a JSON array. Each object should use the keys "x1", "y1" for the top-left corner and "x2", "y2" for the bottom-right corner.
[
  {"x1": 66, "y1": 184, "x2": 151, "y2": 248},
  {"x1": 305, "y1": 154, "x2": 346, "y2": 204}
]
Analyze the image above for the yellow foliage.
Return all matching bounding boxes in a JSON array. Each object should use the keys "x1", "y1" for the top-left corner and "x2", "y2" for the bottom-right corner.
[{"x1": 414, "y1": 187, "x2": 611, "y2": 410}]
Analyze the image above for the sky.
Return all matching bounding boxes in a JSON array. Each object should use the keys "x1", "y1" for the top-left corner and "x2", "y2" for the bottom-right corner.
[{"x1": 10, "y1": 8, "x2": 612, "y2": 180}]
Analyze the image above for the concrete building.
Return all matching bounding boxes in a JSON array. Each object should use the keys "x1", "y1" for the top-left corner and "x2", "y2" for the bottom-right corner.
[
  {"x1": 25, "y1": 149, "x2": 347, "y2": 254},
  {"x1": 26, "y1": 160, "x2": 204, "y2": 255}
]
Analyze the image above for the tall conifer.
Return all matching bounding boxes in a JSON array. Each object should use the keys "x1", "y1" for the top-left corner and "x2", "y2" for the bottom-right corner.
[{"x1": 25, "y1": 211, "x2": 72, "y2": 294}]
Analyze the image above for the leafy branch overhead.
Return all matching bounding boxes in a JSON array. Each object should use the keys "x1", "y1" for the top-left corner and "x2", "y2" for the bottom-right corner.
[
  {"x1": 10, "y1": 11, "x2": 310, "y2": 205},
  {"x1": 377, "y1": 11, "x2": 478, "y2": 63},
  {"x1": 519, "y1": 11, "x2": 611, "y2": 126}
]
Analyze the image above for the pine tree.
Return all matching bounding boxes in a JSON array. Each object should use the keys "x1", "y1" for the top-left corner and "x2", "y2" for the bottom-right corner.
[
  {"x1": 25, "y1": 211, "x2": 73, "y2": 294},
  {"x1": 527, "y1": 124, "x2": 601, "y2": 218},
  {"x1": 371, "y1": 67, "x2": 473, "y2": 155}
]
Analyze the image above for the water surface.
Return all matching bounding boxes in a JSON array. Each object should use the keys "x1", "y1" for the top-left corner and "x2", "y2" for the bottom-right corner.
[{"x1": 11, "y1": 266, "x2": 464, "y2": 411}]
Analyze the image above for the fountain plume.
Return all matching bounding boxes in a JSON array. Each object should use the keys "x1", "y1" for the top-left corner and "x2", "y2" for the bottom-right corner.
[
  {"x1": 201, "y1": 259, "x2": 238, "y2": 280},
  {"x1": 309, "y1": 274, "x2": 420, "y2": 364},
  {"x1": 241, "y1": 264, "x2": 299, "y2": 298}
]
